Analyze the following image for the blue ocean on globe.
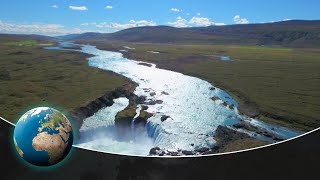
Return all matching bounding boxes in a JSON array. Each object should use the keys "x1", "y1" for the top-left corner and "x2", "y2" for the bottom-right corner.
[{"x1": 14, "y1": 107, "x2": 73, "y2": 166}]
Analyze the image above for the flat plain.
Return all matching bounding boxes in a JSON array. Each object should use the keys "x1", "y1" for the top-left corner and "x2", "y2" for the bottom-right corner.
[{"x1": 0, "y1": 36, "x2": 131, "y2": 122}]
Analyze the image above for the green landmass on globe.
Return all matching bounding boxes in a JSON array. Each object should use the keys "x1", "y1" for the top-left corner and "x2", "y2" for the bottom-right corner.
[{"x1": 13, "y1": 107, "x2": 73, "y2": 166}]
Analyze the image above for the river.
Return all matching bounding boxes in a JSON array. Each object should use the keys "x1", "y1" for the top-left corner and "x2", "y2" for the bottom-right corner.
[{"x1": 47, "y1": 42, "x2": 302, "y2": 156}]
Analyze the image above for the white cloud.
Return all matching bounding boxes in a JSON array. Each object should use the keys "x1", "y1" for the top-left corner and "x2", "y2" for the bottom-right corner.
[
  {"x1": 171, "y1": 8, "x2": 181, "y2": 12},
  {"x1": 233, "y1": 15, "x2": 249, "y2": 24},
  {"x1": 168, "y1": 16, "x2": 188, "y2": 27},
  {"x1": 109, "y1": 23, "x2": 135, "y2": 29},
  {"x1": 268, "y1": 19, "x2": 292, "y2": 23},
  {"x1": 69, "y1": 6, "x2": 88, "y2": 11},
  {"x1": 95, "y1": 22, "x2": 108, "y2": 28},
  {"x1": 105, "y1": 6, "x2": 113, "y2": 10},
  {"x1": 197, "y1": 13, "x2": 201, "y2": 16},
  {"x1": 110, "y1": 20, "x2": 157, "y2": 29},
  {"x1": 83, "y1": 20, "x2": 156, "y2": 30},
  {"x1": 189, "y1": 17, "x2": 225, "y2": 26},
  {"x1": 81, "y1": 23, "x2": 89, "y2": 26},
  {"x1": 81, "y1": 22, "x2": 99, "y2": 26},
  {"x1": 0, "y1": 20, "x2": 86, "y2": 35},
  {"x1": 168, "y1": 16, "x2": 225, "y2": 28},
  {"x1": 51, "y1": 5, "x2": 58, "y2": 9}
]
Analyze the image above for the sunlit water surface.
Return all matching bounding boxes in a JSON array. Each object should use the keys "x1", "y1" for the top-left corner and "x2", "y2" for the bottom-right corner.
[{"x1": 47, "y1": 42, "x2": 302, "y2": 155}]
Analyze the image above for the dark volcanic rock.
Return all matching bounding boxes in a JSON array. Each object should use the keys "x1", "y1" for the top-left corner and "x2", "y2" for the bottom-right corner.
[
  {"x1": 134, "y1": 95, "x2": 147, "y2": 104},
  {"x1": 232, "y1": 121, "x2": 285, "y2": 141},
  {"x1": 161, "y1": 91, "x2": 169, "y2": 95},
  {"x1": 143, "y1": 88, "x2": 150, "y2": 92},
  {"x1": 115, "y1": 106, "x2": 152, "y2": 141},
  {"x1": 159, "y1": 151, "x2": 165, "y2": 156},
  {"x1": 232, "y1": 121, "x2": 253, "y2": 130},
  {"x1": 211, "y1": 96, "x2": 220, "y2": 101},
  {"x1": 167, "y1": 151, "x2": 179, "y2": 156},
  {"x1": 145, "y1": 99, "x2": 163, "y2": 105},
  {"x1": 69, "y1": 83, "x2": 137, "y2": 140},
  {"x1": 210, "y1": 87, "x2": 216, "y2": 90},
  {"x1": 160, "y1": 115, "x2": 170, "y2": 122},
  {"x1": 138, "y1": 62, "x2": 152, "y2": 67},
  {"x1": 182, "y1": 150, "x2": 194, "y2": 155},
  {"x1": 156, "y1": 100, "x2": 163, "y2": 104},
  {"x1": 195, "y1": 147, "x2": 210, "y2": 153},
  {"x1": 150, "y1": 92, "x2": 156, "y2": 96},
  {"x1": 222, "y1": 102, "x2": 229, "y2": 107},
  {"x1": 215, "y1": 125, "x2": 251, "y2": 145},
  {"x1": 134, "y1": 117, "x2": 147, "y2": 126},
  {"x1": 149, "y1": 147, "x2": 160, "y2": 155},
  {"x1": 141, "y1": 105, "x2": 149, "y2": 110}
]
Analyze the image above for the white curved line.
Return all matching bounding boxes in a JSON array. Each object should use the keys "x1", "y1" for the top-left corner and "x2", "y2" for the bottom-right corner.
[
  {"x1": 0, "y1": 116, "x2": 16, "y2": 126},
  {"x1": 1, "y1": 116, "x2": 318, "y2": 158},
  {"x1": 73, "y1": 127, "x2": 320, "y2": 158}
]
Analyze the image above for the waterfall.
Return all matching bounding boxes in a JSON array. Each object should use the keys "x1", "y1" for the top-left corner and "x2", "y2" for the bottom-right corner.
[{"x1": 131, "y1": 105, "x2": 142, "y2": 131}]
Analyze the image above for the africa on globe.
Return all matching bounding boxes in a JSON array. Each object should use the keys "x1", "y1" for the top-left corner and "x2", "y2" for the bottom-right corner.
[{"x1": 13, "y1": 107, "x2": 73, "y2": 166}]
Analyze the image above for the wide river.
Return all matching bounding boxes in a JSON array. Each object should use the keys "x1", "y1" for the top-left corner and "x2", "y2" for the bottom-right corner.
[{"x1": 48, "y1": 42, "x2": 302, "y2": 156}]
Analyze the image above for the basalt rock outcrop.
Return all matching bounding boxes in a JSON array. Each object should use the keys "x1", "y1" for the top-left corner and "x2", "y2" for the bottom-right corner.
[
  {"x1": 69, "y1": 83, "x2": 137, "y2": 139},
  {"x1": 232, "y1": 120, "x2": 285, "y2": 141}
]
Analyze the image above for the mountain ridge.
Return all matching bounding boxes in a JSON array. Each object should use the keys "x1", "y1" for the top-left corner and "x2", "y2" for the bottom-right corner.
[{"x1": 68, "y1": 20, "x2": 320, "y2": 47}]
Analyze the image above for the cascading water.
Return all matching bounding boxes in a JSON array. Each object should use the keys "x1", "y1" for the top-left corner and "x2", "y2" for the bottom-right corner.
[
  {"x1": 131, "y1": 105, "x2": 142, "y2": 131},
  {"x1": 47, "y1": 42, "x2": 303, "y2": 155}
]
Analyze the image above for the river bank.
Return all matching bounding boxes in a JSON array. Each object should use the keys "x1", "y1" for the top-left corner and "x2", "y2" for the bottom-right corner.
[
  {"x1": 57, "y1": 42, "x2": 302, "y2": 156},
  {"x1": 76, "y1": 40, "x2": 320, "y2": 131},
  {"x1": 70, "y1": 80, "x2": 272, "y2": 155},
  {"x1": 68, "y1": 79, "x2": 272, "y2": 155}
]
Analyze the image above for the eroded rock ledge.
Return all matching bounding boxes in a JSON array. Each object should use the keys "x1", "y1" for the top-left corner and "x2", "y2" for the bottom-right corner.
[
  {"x1": 114, "y1": 100, "x2": 153, "y2": 141},
  {"x1": 69, "y1": 83, "x2": 137, "y2": 138}
]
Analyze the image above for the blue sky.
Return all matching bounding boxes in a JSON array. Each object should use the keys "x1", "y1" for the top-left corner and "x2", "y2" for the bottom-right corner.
[{"x1": 0, "y1": 0, "x2": 319, "y2": 35}]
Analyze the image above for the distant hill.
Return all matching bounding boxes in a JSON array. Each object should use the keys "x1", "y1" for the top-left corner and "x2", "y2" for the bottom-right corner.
[
  {"x1": 56, "y1": 34, "x2": 81, "y2": 40},
  {"x1": 72, "y1": 20, "x2": 320, "y2": 47},
  {"x1": 0, "y1": 34, "x2": 55, "y2": 42}
]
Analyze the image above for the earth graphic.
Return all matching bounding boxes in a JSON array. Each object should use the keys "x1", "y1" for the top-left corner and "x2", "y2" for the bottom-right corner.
[{"x1": 13, "y1": 107, "x2": 73, "y2": 166}]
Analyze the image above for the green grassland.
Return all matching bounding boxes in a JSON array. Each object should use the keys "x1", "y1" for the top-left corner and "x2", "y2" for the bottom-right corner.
[
  {"x1": 217, "y1": 138, "x2": 268, "y2": 153},
  {"x1": 3, "y1": 40, "x2": 38, "y2": 47},
  {"x1": 83, "y1": 40, "x2": 320, "y2": 131},
  {"x1": 0, "y1": 38, "x2": 131, "y2": 122},
  {"x1": 115, "y1": 105, "x2": 151, "y2": 120}
]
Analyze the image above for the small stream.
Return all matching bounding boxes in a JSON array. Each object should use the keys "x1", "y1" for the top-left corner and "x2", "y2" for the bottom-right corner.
[{"x1": 46, "y1": 42, "x2": 303, "y2": 156}]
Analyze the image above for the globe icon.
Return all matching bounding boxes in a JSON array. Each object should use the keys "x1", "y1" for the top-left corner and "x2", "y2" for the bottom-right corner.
[{"x1": 13, "y1": 107, "x2": 73, "y2": 166}]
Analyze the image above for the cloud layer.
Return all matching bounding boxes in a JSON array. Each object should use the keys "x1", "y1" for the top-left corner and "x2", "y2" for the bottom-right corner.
[
  {"x1": 233, "y1": 15, "x2": 249, "y2": 24},
  {"x1": 0, "y1": 20, "x2": 86, "y2": 35},
  {"x1": 168, "y1": 17, "x2": 188, "y2": 27},
  {"x1": 81, "y1": 20, "x2": 157, "y2": 30},
  {"x1": 69, "y1": 6, "x2": 88, "y2": 11},
  {"x1": 169, "y1": 16, "x2": 225, "y2": 27}
]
